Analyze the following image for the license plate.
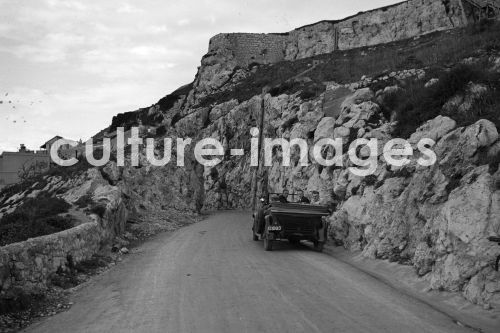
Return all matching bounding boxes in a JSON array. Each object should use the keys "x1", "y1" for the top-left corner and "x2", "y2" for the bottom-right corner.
[{"x1": 268, "y1": 226, "x2": 282, "y2": 231}]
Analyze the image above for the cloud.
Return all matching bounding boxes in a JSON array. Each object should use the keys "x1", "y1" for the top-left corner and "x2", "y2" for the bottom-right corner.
[
  {"x1": 130, "y1": 45, "x2": 171, "y2": 57},
  {"x1": 117, "y1": 3, "x2": 143, "y2": 14},
  {"x1": 46, "y1": 0, "x2": 87, "y2": 11},
  {"x1": 143, "y1": 25, "x2": 169, "y2": 34},
  {"x1": 79, "y1": 44, "x2": 188, "y2": 79},
  {"x1": 177, "y1": 19, "x2": 191, "y2": 27},
  {"x1": 4, "y1": 32, "x2": 86, "y2": 63}
]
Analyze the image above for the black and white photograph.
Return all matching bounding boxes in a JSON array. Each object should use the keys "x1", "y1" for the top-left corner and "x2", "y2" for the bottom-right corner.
[{"x1": 0, "y1": 0, "x2": 499, "y2": 332}]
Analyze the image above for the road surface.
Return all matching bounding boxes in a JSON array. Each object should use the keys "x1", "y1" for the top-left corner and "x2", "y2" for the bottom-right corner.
[{"x1": 25, "y1": 211, "x2": 478, "y2": 333}]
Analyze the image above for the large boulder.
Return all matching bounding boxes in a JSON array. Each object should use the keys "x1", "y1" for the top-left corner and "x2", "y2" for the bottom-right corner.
[
  {"x1": 290, "y1": 106, "x2": 324, "y2": 139},
  {"x1": 336, "y1": 101, "x2": 380, "y2": 129},
  {"x1": 408, "y1": 116, "x2": 457, "y2": 146},
  {"x1": 435, "y1": 119, "x2": 498, "y2": 177},
  {"x1": 340, "y1": 88, "x2": 374, "y2": 112},
  {"x1": 314, "y1": 117, "x2": 335, "y2": 142}
]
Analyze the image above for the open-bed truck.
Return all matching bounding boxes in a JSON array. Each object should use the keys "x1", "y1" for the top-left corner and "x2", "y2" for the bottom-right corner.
[{"x1": 252, "y1": 202, "x2": 331, "y2": 251}]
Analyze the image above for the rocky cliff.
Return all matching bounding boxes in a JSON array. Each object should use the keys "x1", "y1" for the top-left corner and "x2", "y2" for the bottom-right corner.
[
  {"x1": 188, "y1": 67, "x2": 500, "y2": 308},
  {"x1": 135, "y1": 17, "x2": 500, "y2": 308}
]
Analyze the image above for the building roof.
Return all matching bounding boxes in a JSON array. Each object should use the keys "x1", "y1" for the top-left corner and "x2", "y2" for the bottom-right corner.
[{"x1": 40, "y1": 135, "x2": 63, "y2": 149}]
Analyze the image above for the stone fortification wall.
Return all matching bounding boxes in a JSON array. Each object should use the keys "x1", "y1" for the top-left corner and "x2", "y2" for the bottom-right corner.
[
  {"x1": 207, "y1": 33, "x2": 288, "y2": 67},
  {"x1": 207, "y1": 0, "x2": 469, "y2": 65},
  {"x1": 195, "y1": 0, "x2": 471, "y2": 96}
]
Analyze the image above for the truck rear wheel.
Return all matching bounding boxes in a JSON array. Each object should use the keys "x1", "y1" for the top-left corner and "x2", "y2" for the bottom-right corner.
[
  {"x1": 252, "y1": 229, "x2": 259, "y2": 241},
  {"x1": 314, "y1": 241, "x2": 324, "y2": 252},
  {"x1": 252, "y1": 220, "x2": 259, "y2": 241},
  {"x1": 255, "y1": 209, "x2": 265, "y2": 234},
  {"x1": 264, "y1": 238, "x2": 273, "y2": 251}
]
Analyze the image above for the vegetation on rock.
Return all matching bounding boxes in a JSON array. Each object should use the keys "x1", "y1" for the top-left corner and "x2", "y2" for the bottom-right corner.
[{"x1": 0, "y1": 194, "x2": 73, "y2": 246}]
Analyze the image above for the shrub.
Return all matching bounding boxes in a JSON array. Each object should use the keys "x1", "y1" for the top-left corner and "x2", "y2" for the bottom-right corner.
[
  {"x1": 441, "y1": 63, "x2": 500, "y2": 128},
  {"x1": 19, "y1": 194, "x2": 70, "y2": 219},
  {"x1": 170, "y1": 113, "x2": 183, "y2": 127},
  {"x1": 41, "y1": 215, "x2": 75, "y2": 230},
  {"x1": 209, "y1": 167, "x2": 219, "y2": 180},
  {"x1": 0, "y1": 194, "x2": 73, "y2": 245},
  {"x1": 155, "y1": 125, "x2": 167, "y2": 137},
  {"x1": 489, "y1": 153, "x2": 500, "y2": 175},
  {"x1": 89, "y1": 204, "x2": 107, "y2": 218},
  {"x1": 74, "y1": 254, "x2": 112, "y2": 272},
  {"x1": 74, "y1": 194, "x2": 94, "y2": 208},
  {"x1": 41, "y1": 154, "x2": 95, "y2": 183},
  {"x1": 363, "y1": 175, "x2": 378, "y2": 186},
  {"x1": 445, "y1": 172, "x2": 463, "y2": 193},
  {"x1": 390, "y1": 167, "x2": 413, "y2": 179},
  {"x1": 383, "y1": 63, "x2": 500, "y2": 138},
  {"x1": 467, "y1": 18, "x2": 496, "y2": 35},
  {"x1": 281, "y1": 116, "x2": 298, "y2": 131},
  {"x1": 299, "y1": 83, "x2": 325, "y2": 100},
  {"x1": 269, "y1": 81, "x2": 296, "y2": 97}
]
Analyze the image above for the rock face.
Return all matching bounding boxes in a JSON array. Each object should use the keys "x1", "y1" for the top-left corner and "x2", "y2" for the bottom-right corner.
[
  {"x1": 165, "y1": 72, "x2": 500, "y2": 308},
  {"x1": 325, "y1": 115, "x2": 499, "y2": 308}
]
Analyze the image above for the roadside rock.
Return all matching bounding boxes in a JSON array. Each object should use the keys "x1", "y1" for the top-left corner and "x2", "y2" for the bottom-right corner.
[
  {"x1": 314, "y1": 117, "x2": 335, "y2": 142},
  {"x1": 435, "y1": 119, "x2": 498, "y2": 177},
  {"x1": 408, "y1": 116, "x2": 457, "y2": 146},
  {"x1": 340, "y1": 88, "x2": 374, "y2": 112}
]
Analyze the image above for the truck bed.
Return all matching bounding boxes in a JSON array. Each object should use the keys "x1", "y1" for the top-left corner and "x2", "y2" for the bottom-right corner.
[{"x1": 267, "y1": 202, "x2": 331, "y2": 217}]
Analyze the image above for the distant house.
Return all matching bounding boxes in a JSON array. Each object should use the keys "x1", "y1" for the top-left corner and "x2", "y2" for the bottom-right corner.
[
  {"x1": 0, "y1": 136, "x2": 83, "y2": 190},
  {"x1": 40, "y1": 135, "x2": 82, "y2": 161},
  {"x1": 40, "y1": 135, "x2": 64, "y2": 151},
  {"x1": 0, "y1": 144, "x2": 50, "y2": 189}
]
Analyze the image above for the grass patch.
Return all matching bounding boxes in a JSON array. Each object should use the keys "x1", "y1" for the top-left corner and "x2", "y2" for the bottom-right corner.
[
  {"x1": 74, "y1": 193, "x2": 95, "y2": 209},
  {"x1": 157, "y1": 82, "x2": 193, "y2": 111},
  {"x1": 155, "y1": 125, "x2": 167, "y2": 137},
  {"x1": 109, "y1": 82, "x2": 194, "y2": 132},
  {"x1": 89, "y1": 204, "x2": 107, "y2": 218},
  {"x1": 380, "y1": 62, "x2": 500, "y2": 138},
  {"x1": 0, "y1": 193, "x2": 73, "y2": 246},
  {"x1": 109, "y1": 108, "x2": 164, "y2": 132}
]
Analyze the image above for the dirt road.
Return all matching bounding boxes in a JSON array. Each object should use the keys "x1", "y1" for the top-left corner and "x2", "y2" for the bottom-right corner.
[{"x1": 25, "y1": 211, "x2": 483, "y2": 332}]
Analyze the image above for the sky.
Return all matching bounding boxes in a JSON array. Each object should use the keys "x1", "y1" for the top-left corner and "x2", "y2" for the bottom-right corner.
[{"x1": 0, "y1": 0, "x2": 401, "y2": 153}]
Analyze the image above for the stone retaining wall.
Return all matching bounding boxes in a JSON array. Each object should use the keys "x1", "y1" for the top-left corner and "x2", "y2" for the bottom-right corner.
[
  {"x1": 0, "y1": 220, "x2": 111, "y2": 296},
  {"x1": 0, "y1": 170, "x2": 129, "y2": 303}
]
